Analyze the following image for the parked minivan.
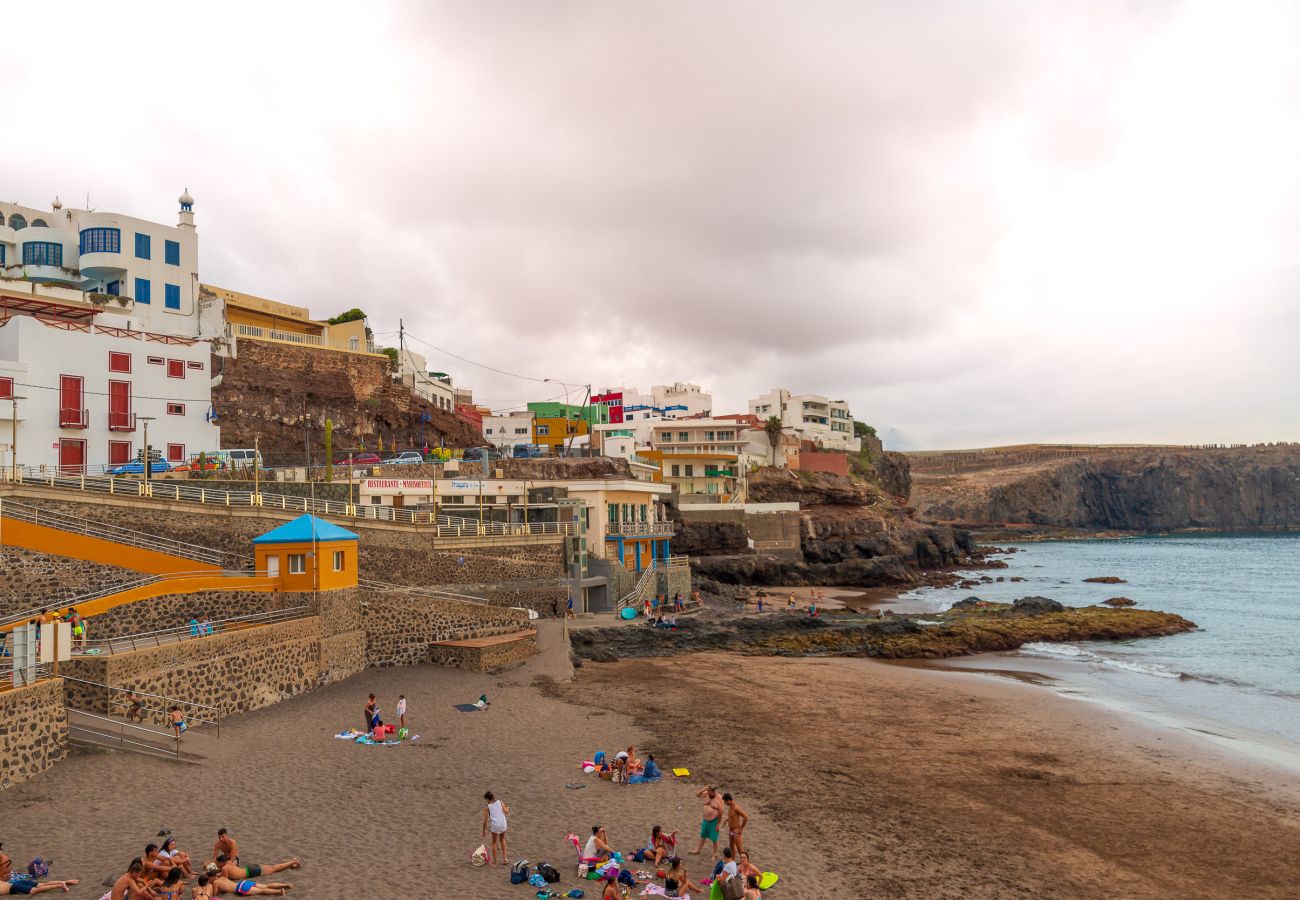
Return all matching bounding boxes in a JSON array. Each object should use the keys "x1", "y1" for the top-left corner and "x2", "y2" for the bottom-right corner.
[
  {"x1": 207, "y1": 448, "x2": 263, "y2": 470},
  {"x1": 512, "y1": 443, "x2": 545, "y2": 459}
]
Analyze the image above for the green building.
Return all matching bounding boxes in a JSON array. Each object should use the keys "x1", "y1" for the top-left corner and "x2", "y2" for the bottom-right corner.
[{"x1": 526, "y1": 401, "x2": 609, "y2": 425}]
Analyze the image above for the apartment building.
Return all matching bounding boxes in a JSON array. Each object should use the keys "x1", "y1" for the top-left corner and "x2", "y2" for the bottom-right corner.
[
  {"x1": 0, "y1": 192, "x2": 220, "y2": 471},
  {"x1": 208, "y1": 285, "x2": 375, "y2": 358},
  {"x1": 394, "y1": 347, "x2": 455, "y2": 412},
  {"x1": 748, "y1": 388, "x2": 860, "y2": 452},
  {"x1": 482, "y1": 410, "x2": 536, "y2": 450}
]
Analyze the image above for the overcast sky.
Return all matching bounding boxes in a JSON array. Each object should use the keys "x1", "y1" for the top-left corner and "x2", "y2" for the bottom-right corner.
[{"x1": 5, "y1": 1, "x2": 1299, "y2": 449}]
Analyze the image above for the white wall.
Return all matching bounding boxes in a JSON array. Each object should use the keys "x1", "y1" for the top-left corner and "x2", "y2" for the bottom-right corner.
[
  {"x1": 0, "y1": 315, "x2": 218, "y2": 471},
  {"x1": 482, "y1": 412, "x2": 535, "y2": 449}
]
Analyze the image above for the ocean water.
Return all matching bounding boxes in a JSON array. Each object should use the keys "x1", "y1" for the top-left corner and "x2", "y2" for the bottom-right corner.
[{"x1": 895, "y1": 534, "x2": 1300, "y2": 750}]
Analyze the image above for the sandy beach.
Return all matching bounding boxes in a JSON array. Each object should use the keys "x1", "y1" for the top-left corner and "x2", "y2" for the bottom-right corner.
[{"x1": 3, "y1": 620, "x2": 1300, "y2": 899}]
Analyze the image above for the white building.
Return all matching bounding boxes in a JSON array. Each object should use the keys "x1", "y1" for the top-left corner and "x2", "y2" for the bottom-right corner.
[
  {"x1": 0, "y1": 191, "x2": 221, "y2": 472},
  {"x1": 748, "y1": 388, "x2": 860, "y2": 452},
  {"x1": 482, "y1": 411, "x2": 535, "y2": 451},
  {"x1": 394, "y1": 347, "x2": 455, "y2": 412},
  {"x1": 650, "y1": 382, "x2": 712, "y2": 418}
]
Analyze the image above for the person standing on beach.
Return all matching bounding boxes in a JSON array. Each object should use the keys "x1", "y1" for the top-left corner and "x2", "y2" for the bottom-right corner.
[
  {"x1": 396, "y1": 694, "x2": 407, "y2": 729},
  {"x1": 724, "y1": 793, "x2": 750, "y2": 857},
  {"x1": 364, "y1": 693, "x2": 378, "y2": 731},
  {"x1": 691, "y1": 786, "x2": 725, "y2": 860},
  {"x1": 482, "y1": 791, "x2": 510, "y2": 865}
]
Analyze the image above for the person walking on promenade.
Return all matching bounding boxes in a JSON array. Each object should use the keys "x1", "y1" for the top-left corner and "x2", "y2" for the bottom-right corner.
[{"x1": 482, "y1": 791, "x2": 510, "y2": 865}]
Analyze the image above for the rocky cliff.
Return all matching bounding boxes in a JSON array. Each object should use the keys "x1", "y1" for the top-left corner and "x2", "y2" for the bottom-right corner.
[
  {"x1": 689, "y1": 467, "x2": 978, "y2": 590},
  {"x1": 211, "y1": 340, "x2": 482, "y2": 460},
  {"x1": 909, "y1": 444, "x2": 1300, "y2": 531}
]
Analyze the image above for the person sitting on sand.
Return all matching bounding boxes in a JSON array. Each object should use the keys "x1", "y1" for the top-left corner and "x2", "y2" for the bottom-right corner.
[
  {"x1": 109, "y1": 859, "x2": 149, "y2": 900},
  {"x1": 584, "y1": 825, "x2": 613, "y2": 861},
  {"x1": 642, "y1": 753, "x2": 662, "y2": 780},
  {"x1": 212, "y1": 830, "x2": 237, "y2": 866},
  {"x1": 144, "y1": 843, "x2": 177, "y2": 882},
  {"x1": 156, "y1": 869, "x2": 186, "y2": 900},
  {"x1": 663, "y1": 857, "x2": 702, "y2": 898},
  {"x1": 645, "y1": 825, "x2": 676, "y2": 866},
  {"x1": 601, "y1": 873, "x2": 620, "y2": 900},
  {"x1": 743, "y1": 874, "x2": 763, "y2": 899},
  {"x1": 738, "y1": 850, "x2": 761, "y2": 881},
  {"x1": 157, "y1": 838, "x2": 196, "y2": 879},
  {"x1": 191, "y1": 874, "x2": 214, "y2": 900},
  {"x1": 217, "y1": 856, "x2": 299, "y2": 883},
  {"x1": 625, "y1": 745, "x2": 643, "y2": 772}
]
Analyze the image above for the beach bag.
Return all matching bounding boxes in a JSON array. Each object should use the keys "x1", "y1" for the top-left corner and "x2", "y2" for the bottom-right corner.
[
  {"x1": 511, "y1": 860, "x2": 532, "y2": 884},
  {"x1": 577, "y1": 863, "x2": 588, "y2": 878},
  {"x1": 618, "y1": 869, "x2": 636, "y2": 888},
  {"x1": 537, "y1": 862, "x2": 560, "y2": 883},
  {"x1": 471, "y1": 844, "x2": 489, "y2": 867},
  {"x1": 632, "y1": 849, "x2": 647, "y2": 863},
  {"x1": 721, "y1": 875, "x2": 746, "y2": 900},
  {"x1": 593, "y1": 750, "x2": 606, "y2": 766},
  {"x1": 397, "y1": 727, "x2": 409, "y2": 740},
  {"x1": 27, "y1": 859, "x2": 49, "y2": 878}
]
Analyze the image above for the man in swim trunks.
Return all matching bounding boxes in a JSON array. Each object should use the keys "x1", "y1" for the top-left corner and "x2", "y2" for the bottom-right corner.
[
  {"x1": 109, "y1": 859, "x2": 149, "y2": 900},
  {"x1": 0, "y1": 844, "x2": 79, "y2": 896},
  {"x1": 217, "y1": 856, "x2": 298, "y2": 882},
  {"x1": 724, "y1": 792, "x2": 750, "y2": 857},
  {"x1": 691, "y1": 786, "x2": 725, "y2": 860},
  {"x1": 211, "y1": 831, "x2": 237, "y2": 866},
  {"x1": 204, "y1": 872, "x2": 291, "y2": 896}
]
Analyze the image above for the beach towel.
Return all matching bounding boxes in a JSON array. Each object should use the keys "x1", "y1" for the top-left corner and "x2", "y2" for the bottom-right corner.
[
  {"x1": 672, "y1": 767, "x2": 691, "y2": 777},
  {"x1": 452, "y1": 703, "x2": 481, "y2": 712},
  {"x1": 640, "y1": 886, "x2": 690, "y2": 900},
  {"x1": 628, "y1": 772, "x2": 661, "y2": 784},
  {"x1": 334, "y1": 728, "x2": 419, "y2": 746}
]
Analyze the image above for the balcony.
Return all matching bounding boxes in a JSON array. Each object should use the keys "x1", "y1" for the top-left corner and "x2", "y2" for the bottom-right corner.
[
  {"x1": 78, "y1": 252, "x2": 126, "y2": 280},
  {"x1": 704, "y1": 468, "x2": 735, "y2": 477},
  {"x1": 233, "y1": 322, "x2": 381, "y2": 356},
  {"x1": 59, "y1": 407, "x2": 88, "y2": 429},
  {"x1": 606, "y1": 520, "x2": 676, "y2": 537},
  {"x1": 108, "y1": 411, "x2": 136, "y2": 432}
]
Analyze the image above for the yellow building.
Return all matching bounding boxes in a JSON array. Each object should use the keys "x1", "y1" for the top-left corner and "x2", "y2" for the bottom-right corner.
[
  {"x1": 533, "y1": 416, "x2": 589, "y2": 452},
  {"x1": 639, "y1": 449, "x2": 743, "y2": 501},
  {"x1": 252, "y1": 515, "x2": 359, "y2": 591},
  {"x1": 206, "y1": 284, "x2": 375, "y2": 355},
  {"x1": 545, "y1": 478, "x2": 675, "y2": 572}
]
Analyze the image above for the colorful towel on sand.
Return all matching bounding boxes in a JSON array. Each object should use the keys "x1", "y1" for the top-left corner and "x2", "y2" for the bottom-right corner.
[
  {"x1": 334, "y1": 729, "x2": 420, "y2": 746},
  {"x1": 640, "y1": 886, "x2": 690, "y2": 899},
  {"x1": 452, "y1": 703, "x2": 481, "y2": 712}
]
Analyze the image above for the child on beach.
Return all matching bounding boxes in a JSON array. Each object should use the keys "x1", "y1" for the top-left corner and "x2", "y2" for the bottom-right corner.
[
  {"x1": 482, "y1": 791, "x2": 510, "y2": 865},
  {"x1": 396, "y1": 694, "x2": 407, "y2": 729},
  {"x1": 169, "y1": 706, "x2": 187, "y2": 738}
]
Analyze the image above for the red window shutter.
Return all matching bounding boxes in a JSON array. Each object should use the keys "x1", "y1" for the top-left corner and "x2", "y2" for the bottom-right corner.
[
  {"x1": 167, "y1": 443, "x2": 185, "y2": 462},
  {"x1": 109, "y1": 441, "x2": 132, "y2": 465},
  {"x1": 0, "y1": 376, "x2": 11, "y2": 399},
  {"x1": 109, "y1": 352, "x2": 131, "y2": 373},
  {"x1": 109, "y1": 380, "x2": 132, "y2": 430},
  {"x1": 167, "y1": 359, "x2": 185, "y2": 379}
]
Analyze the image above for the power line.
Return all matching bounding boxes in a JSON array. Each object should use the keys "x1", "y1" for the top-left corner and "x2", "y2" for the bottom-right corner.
[
  {"x1": 10, "y1": 379, "x2": 217, "y2": 404},
  {"x1": 402, "y1": 330, "x2": 558, "y2": 384}
]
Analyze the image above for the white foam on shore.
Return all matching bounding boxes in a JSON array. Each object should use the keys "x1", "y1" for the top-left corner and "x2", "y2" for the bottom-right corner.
[{"x1": 1019, "y1": 642, "x2": 1183, "y2": 679}]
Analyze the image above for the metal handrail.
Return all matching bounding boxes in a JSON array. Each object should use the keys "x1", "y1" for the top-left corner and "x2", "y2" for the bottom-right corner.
[
  {"x1": 0, "y1": 498, "x2": 227, "y2": 564},
  {"x1": 1, "y1": 468, "x2": 577, "y2": 537},
  {"x1": 61, "y1": 674, "x2": 220, "y2": 736},
  {"x1": 66, "y1": 707, "x2": 181, "y2": 759},
  {"x1": 77, "y1": 605, "x2": 311, "y2": 655},
  {"x1": 606, "y1": 520, "x2": 676, "y2": 536},
  {"x1": 0, "y1": 569, "x2": 268, "y2": 632}
]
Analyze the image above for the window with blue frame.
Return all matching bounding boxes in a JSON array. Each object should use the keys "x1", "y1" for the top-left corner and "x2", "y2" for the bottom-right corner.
[
  {"x1": 22, "y1": 242, "x2": 63, "y2": 266},
  {"x1": 0, "y1": 245, "x2": 5, "y2": 266},
  {"x1": 107, "y1": 280, "x2": 120, "y2": 296},
  {"x1": 164, "y1": 283, "x2": 180, "y2": 310},
  {"x1": 135, "y1": 233, "x2": 151, "y2": 259},
  {"x1": 135, "y1": 278, "x2": 151, "y2": 304},
  {"x1": 79, "y1": 227, "x2": 120, "y2": 254},
  {"x1": 164, "y1": 240, "x2": 180, "y2": 266}
]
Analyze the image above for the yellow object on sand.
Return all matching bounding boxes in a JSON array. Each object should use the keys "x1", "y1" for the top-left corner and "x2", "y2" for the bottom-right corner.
[{"x1": 672, "y1": 767, "x2": 691, "y2": 777}]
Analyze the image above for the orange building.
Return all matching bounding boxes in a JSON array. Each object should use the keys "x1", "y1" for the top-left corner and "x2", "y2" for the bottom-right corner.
[{"x1": 252, "y1": 514, "x2": 359, "y2": 591}]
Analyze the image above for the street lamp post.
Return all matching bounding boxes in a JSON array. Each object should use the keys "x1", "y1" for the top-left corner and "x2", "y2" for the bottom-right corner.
[
  {"x1": 8, "y1": 396, "x2": 26, "y2": 480},
  {"x1": 138, "y1": 416, "x2": 157, "y2": 485}
]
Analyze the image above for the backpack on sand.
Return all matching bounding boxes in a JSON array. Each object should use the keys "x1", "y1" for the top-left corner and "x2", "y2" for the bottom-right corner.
[
  {"x1": 511, "y1": 860, "x2": 532, "y2": 884},
  {"x1": 537, "y1": 862, "x2": 560, "y2": 883},
  {"x1": 721, "y1": 875, "x2": 746, "y2": 900}
]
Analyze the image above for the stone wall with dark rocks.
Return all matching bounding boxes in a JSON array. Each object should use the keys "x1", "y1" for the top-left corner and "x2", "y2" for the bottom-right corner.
[
  {"x1": 427, "y1": 630, "x2": 537, "y2": 672},
  {"x1": 362, "y1": 589, "x2": 529, "y2": 668},
  {"x1": 0, "y1": 678, "x2": 68, "y2": 787},
  {"x1": 0, "y1": 548, "x2": 136, "y2": 618},
  {"x1": 61, "y1": 616, "x2": 331, "y2": 718},
  {"x1": 447, "y1": 580, "x2": 568, "y2": 616},
  {"x1": 87, "y1": 589, "x2": 319, "y2": 640}
]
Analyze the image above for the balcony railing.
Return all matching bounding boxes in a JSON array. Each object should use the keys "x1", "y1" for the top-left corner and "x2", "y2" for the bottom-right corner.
[
  {"x1": 233, "y1": 323, "x2": 379, "y2": 356},
  {"x1": 59, "y1": 407, "x2": 88, "y2": 429},
  {"x1": 108, "y1": 410, "x2": 136, "y2": 432},
  {"x1": 606, "y1": 520, "x2": 676, "y2": 536},
  {"x1": 704, "y1": 468, "x2": 735, "y2": 477}
]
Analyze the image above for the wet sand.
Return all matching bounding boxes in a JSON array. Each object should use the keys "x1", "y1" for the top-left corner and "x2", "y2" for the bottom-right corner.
[{"x1": 4, "y1": 622, "x2": 1300, "y2": 898}]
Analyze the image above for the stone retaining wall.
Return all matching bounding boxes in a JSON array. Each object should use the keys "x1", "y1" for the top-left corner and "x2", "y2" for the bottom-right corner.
[
  {"x1": 428, "y1": 631, "x2": 537, "y2": 672},
  {"x1": 0, "y1": 679, "x2": 69, "y2": 788},
  {"x1": 362, "y1": 590, "x2": 529, "y2": 668},
  {"x1": 87, "y1": 589, "x2": 319, "y2": 639},
  {"x1": 61, "y1": 617, "x2": 330, "y2": 718},
  {"x1": 0, "y1": 548, "x2": 135, "y2": 617}
]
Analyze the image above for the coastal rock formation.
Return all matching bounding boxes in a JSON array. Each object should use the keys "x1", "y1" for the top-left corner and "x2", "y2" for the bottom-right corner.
[
  {"x1": 1083, "y1": 576, "x2": 1127, "y2": 584},
  {"x1": 570, "y1": 603, "x2": 1195, "y2": 662},
  {"x1": 1103, "y1": 597, "x2": 1137, "y2": 607},
  {"x1": 211, "y1": 339, "x2": 482, "y2": 460},
  {"x1": 908, "y1": 444, "x2": 1300, "y2": 531},
  {"x1": 687, "y1": 467, "x2": 979, "y2": 592}
]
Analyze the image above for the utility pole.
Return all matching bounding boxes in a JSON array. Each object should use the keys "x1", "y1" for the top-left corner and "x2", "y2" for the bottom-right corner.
[
  {"x1": 139, "y1": 416, "x2": 157, "y2": 485},
  {"x1": 9, "y1": 396, "x2": 25, "y2": 480},
  {"x1": 253, "y1": 435, "x2": 261, "y2": 499}
]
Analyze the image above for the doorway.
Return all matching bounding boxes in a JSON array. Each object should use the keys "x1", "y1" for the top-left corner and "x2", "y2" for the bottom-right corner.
[
  {"x1": 266, "y1": 555, "x2": 280, "y2": 578},
  {"x1": 58, "y1": 439, "x2": 86, "y2": 474}
]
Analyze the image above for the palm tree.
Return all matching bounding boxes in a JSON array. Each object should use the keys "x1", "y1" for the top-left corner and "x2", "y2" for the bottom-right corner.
[{"x1": 763, "y1": 415, "x2": 786, "y2": 467}]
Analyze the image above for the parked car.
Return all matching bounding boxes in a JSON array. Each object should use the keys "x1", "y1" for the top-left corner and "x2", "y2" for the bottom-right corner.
[
  {"x1": 461, "y1": 446, "x2": 500, "y2": 462},
  {"x1": 512, "y1": 443, "x2": 545, "y2": 459},
  {"x1": 381, "y1": 451, "x2": 425, "y2": 465},
  {"x1": 208, "y1": 448, "x2": 262, "y2": 470},
  {"x1": 337, "y1": 452, "x2": 382, "y2": 465},
  {"x1": 108, "y1": 459, "x2": 173, "y2": 476}
]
